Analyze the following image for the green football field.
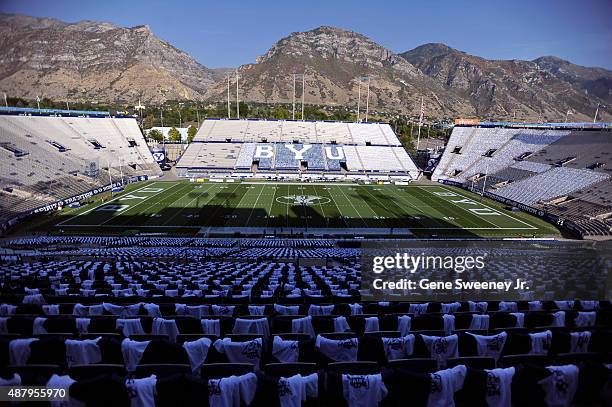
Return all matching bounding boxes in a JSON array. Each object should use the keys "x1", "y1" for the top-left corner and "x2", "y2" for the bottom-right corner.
[{"x1": 51, "y1": 180, "x2": 559, "y2": 238}]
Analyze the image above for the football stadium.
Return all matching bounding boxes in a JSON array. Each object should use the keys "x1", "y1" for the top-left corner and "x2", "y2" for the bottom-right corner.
[
  {"x1": 0, "y1": 107, "x2": 610, "y2": 406},
  {"x1": 0, "y1": 3, "x2": 611, "y2": 406}
]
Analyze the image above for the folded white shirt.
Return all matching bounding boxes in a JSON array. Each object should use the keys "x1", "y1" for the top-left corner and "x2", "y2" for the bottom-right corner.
[
  {"x1": 342, "y1": 373, "x2": 388, "y2": 407},
  {"x1": 66, "y1": 337, "x2": 102, "y2": 367},
  {"x1": 364, "y1": 317, "x2": 379, "y2": 333},
  {"x1": 539, "y1": 365, "x2": 579, "y2": 407},
  {"x1": 334, "y1": 316, "x2": 351, "y2": 333},
  {"x1": 469, "y1": 314, "x2": 490, "y2": 331},
  {"x1": 116, "y1": 318, "x2": 145, "y2": 337},
  {"x1": 232, "y1": 318, "x2": 270, "y2": 338},
  {"x1": 467, "y1": 332, "x2": 507, "y2": 361},
  {"x1": 9, "y1": 338, "x2": 38, "y2": 365},
  {"x1": 125, "y1": 374, "x2": 157, "y2": 407},
  {"x1": 529, "y1": 330, "x2": 552, "y2": 355},
  {"x1": 428, "y1": 365, "x2": 467, "y2": 407},
  {"x1": 208, "y1": 372, "x2": 258, "y2": 407},
  {"x1": 274, "y1": 304, "x2": 300, "y2": 316},
  {"x1": 315, "y1": 335, "x2": 358, "y2": 362},
  {"x1": 201, "y1": 319, "x2": 221, "y2": 336},
  {"x1": 308, "y1": 304, "x2": 335, "y2": 316},
  {"x1": 278, "y1": 373, "x2": 318, "y2": 407},
  {"x1": 421, "y1": 334, "x2": 459, "y2": 368},
  {"x1": 183, "y1": 337, "x2": 212, "y2": 374},
  {"x1": 151, "y1": 318, "x2": 179, "y2": 342},
  {"x1": 397, "y1": 315, "x2": 411, "y2": 336},
  {"x1": 574, "y1": 311, "x2": 596, "y2": 327},
  {"x1": 272, "y1": 336, "x2": 299, "y2": 363},
  {"x1": 291, "y1": 316, "x2": 315, "y2": 338},
  {"x1": 213, "y1": 338, "x2": 263, "y2": 367},
  {"x1": 484, "y1": 367, "x2": 515, "y2": 407},
  {"x1": 382, "y1": 334, "x2": 415, "y2": 361},
  {"x1": 121, "y1": 339, "x2": 150, "y2": 372}
]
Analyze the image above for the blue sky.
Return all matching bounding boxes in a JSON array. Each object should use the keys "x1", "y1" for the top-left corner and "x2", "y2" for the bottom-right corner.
[{"x1": 2, "y1": 0, "x2": 611, "y2": 69}]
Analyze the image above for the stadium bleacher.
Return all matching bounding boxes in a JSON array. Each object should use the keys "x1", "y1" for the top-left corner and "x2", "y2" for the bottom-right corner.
[
  {"x1": 0, "y1": 114, "x2": 160, "y2": 228},
  {"x1": 178, "y1": 119, "x2": 419, "y2": 180},
  {"x1": 433, "y1": 126, "x2": 612, "y2": 239},
  {"x1": 0, "y1": 236, "x2": 610, "y2": 406}
]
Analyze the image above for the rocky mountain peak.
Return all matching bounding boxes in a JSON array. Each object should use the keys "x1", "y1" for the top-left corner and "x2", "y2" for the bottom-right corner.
[{"x1": 0, "y1": 14, "x2": 220, "y2": 103}]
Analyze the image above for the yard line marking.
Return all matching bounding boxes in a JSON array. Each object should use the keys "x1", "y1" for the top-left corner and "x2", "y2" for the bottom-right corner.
[
  {"x1": 244, "y1": 183, "x2": 267, "y2": 226},
  {"x1": 200, "y1": 182, "x2": 245, "y2": 227},
  {"x1": 335, "y1": 184, "x2": 369, "y2": 227},
  {"x1": 264, "y1": 185, "x2": 277, "y2": 229},
  {"x1": 321, "y1": 186, "x2": 349, "y2": 228},
  {"x1": 102, "y1": 182, "x2": 192, "y2": 227},
  {"x1": 56, "y1": 181, "x2": 158, "y2": 226},
  {"x1": 360, "y1": 185, "x2": 416, "y2": 229},
  {"x1": 312, "y1": 185, "x2": 327, "y2": 220},
  {"x1": 160, "y1": 183, "x2": 219, "y2": 226},
  {"x1": 298, "y1": 184, "x2": 309, "y2": 230},
  {"x1": 437, "y1": 186, "x2": 537, "y2": 230}
]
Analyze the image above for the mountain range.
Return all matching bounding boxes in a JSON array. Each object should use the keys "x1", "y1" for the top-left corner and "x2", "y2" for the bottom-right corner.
[{"x1": 1, "y1": 14, "x2": 610, "y2": 121}]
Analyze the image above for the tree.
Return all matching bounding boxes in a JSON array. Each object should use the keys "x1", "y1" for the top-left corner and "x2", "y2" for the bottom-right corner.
[
  {"x1": 274, "y1": 106, "x2": 290, "y2": 119},
  {"x1": 239, "y1": 102, "x2": 250, "y2": 117},
  {"x1": 187, "y1": 125, "x2": 197, "y2": 143},
  {"x1": 168, "y1": 126, "x2": 182, "y2": 142},
  {"x1": 147, "y1": 129, "x2": 163, "y2": 142}
]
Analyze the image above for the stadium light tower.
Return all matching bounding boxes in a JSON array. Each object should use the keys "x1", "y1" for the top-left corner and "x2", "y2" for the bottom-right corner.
[
  {"x1": 416, "y1": 97, "x2": 425, "y2": 151},
  {"x1": 227, "y1": 74, "x2": 231, "y2": 119},
  {"x1": 236, "y1": 70, "x2": 240, "y2": 119},
  {"x1": 135, "y1": 99, "x2": 145, "y2": 127},
  {"x1": 356, "y1": 76, "x2": 370, "y2": 123},
  {"x1": 178, "y1": 102, "x2": 184, "y2": 128},
  {"x1": 301, "y1": 73, "x2": 305, "y2": 121},
  {"x1": 292, "y1": 73, "x2": 297, "y2": 120},
  {"x1": 593, "y1": 103, "x2": 605, "y2": 123},
  {"x1": 365, "y1": 76, "x2": 370, "y2": 122},
  {"x1": 160, "y1": 107, "x2": 166, "y2": 148},
  {"x1": 356, "y1": 78, "x2": 361, "y2": 122}
]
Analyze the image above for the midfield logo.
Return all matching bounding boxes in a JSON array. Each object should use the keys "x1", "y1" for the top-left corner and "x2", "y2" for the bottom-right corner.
[
  {"x1": 276, "y1": 195, "x2": 331, "y2": 205},
  {"x1": 152, "y1": 152, "x2": 165, "y2": 162}
]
